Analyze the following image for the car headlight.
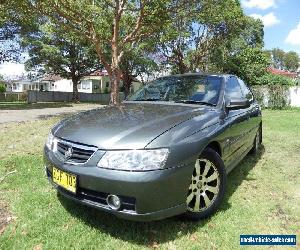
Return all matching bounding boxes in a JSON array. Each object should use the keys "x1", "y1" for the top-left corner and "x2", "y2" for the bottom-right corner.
[
  {"x1": 97, "y1": 149, "x2": 169, "y2": 171},
  {"x1": 46, "y1": 133, "x2": 54, "y2": 150}
]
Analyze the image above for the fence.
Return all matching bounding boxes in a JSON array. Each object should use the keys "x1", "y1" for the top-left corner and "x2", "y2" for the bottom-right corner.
[
  {"x1": 27, "y1": 91, "x2": 125, "y2": 104},
  {"x1": 251, "y1": 86, "x2": 300, "y2": 108},
  {"x1": 0, "y1": 92, "x2": 27, "y2": 102},
  {"x1": 3, "y1": 87, "x2": 300, "y2": 108}
]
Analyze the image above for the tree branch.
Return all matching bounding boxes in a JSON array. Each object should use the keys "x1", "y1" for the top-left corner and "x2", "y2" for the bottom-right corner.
[{"x1": 122, "y1": 1, "x2": 145, "y2": 45}]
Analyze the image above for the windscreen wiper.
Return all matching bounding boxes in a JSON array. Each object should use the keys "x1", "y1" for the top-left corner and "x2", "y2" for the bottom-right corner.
[{"x1": 175, "y1": 100, "x2": 216, "y2": 106}]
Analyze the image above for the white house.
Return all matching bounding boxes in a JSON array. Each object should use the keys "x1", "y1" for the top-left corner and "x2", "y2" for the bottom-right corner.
[
  {"x1": 9, "y1": 80, "x2": 32, "y2": 92},
  {"x1": 5, "y1": 71, "x2": 141, "y2": 94},
  {"x1": 79, "y1": 70, "x2": 142, "y2": 93},
  {"x1": 79, "y1": 70, "x2": 111, "y2": 93}
]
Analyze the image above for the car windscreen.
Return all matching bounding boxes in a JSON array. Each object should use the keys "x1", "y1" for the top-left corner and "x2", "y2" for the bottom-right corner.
[{"x1": 128, "y1": 75, "x2": 222, "y2": 106}]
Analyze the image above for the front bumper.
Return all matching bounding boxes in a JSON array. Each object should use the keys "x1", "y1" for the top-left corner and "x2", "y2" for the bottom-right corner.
[{"x1": 44, "y1": 147, "x2": 193, "y2": 221}]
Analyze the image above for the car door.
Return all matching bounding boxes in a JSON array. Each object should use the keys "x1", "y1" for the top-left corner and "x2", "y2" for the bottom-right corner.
[
  {"x1": 238, "y1": 78, "x2": 261, "y2": 149},
  {"x1": 221, "y1": 76, "x2": 251, "y2": 168}
]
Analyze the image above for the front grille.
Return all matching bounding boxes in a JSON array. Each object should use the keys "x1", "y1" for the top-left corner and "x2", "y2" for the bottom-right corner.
[
  {"x1": 55, "y1": 139, "x2": 97, "y2": 164},
  {"x1": 46, "y1": 168, "x2": 136, "y2": 212}
]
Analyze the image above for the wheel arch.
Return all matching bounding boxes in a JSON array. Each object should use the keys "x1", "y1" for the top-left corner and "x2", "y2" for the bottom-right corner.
[{"x1": 204, "y1": 141, "x2": 222, "y2": 158}]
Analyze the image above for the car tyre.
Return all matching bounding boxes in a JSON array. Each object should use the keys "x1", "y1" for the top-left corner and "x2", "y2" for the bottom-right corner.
[
  {"x1": 184, "y1": 148, "x2": 227, "y2": 220},
  {"x1": 250, "y1": 125, "x2": 262, "y2": 155}
]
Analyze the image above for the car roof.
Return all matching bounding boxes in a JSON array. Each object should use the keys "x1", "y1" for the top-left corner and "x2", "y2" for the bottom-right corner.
[{"x1": 161, "y1": 72, "x2": 234, "y2": 78}]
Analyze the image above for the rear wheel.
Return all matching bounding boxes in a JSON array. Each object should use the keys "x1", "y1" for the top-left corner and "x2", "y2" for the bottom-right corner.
[
  {"x1": 184, "y1": 148, "x2": 227, "y2": 220},
  {"x1": 250, "y1": 125, "x2": 262, "y2": 155}
]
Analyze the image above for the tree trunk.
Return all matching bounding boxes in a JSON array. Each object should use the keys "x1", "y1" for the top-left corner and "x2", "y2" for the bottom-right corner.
[
  {"x1": 122, "y1": 71, "x2": 133, "y2": 98},
  {"x1": 71, "y1": 77, "x2": 79, "y2": 102},
  {"x1": 109, "y1": 68, "x2": 121, "y2": 105}
]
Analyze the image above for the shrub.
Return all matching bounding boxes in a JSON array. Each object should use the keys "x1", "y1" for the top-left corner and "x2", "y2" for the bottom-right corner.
[
  {"x1": 267, "y1": 85, "x2": 290, "y2": 109},
  {"x1": 0, "y1": 83, "x2": 6, "y2": 93},
  {"x1": 251, "y1": 85, "x2": 290, "y2": 109},
  {"x1": 104, "y1": 87, "x2": 110, "y2": 94},
  {"x1": 256, "y1": 73, "x2": 294, "y2": 86}
]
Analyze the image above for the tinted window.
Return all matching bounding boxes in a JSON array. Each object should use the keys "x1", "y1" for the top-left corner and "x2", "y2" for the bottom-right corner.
[
  {"x1": 129, "y1": 75, "x2": 222, "y2": 106},
  {"x1": 225, "y1": 77, "x2": 243, "y2": 100},
  {"x1": 238, "y1": 78, "x2": 254, "y2": 102}
]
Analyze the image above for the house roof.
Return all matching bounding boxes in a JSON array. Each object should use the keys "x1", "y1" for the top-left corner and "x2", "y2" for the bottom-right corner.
[
  {"x1": 267, "y1": 67, "x2": 298, "y2": 78},
  {"x1": 89, "y1": 70, "x2": 109, "y2": 76},
  {"x1": 39, "y1": 74, "x2": 63, "y2": 82}
]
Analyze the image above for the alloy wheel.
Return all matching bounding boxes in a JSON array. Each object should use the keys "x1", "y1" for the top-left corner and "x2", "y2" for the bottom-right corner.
[{"x1": 186, "y1": 159, "x2": 220, "y2": 212}]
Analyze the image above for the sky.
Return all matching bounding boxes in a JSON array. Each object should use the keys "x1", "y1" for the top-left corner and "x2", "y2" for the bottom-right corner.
[
  {"x1": 0, "y1": 0, "x2": 300, "y2": 78},
  {"x1": 242, "y1": 0, "x2": 300, "y2": 53}
]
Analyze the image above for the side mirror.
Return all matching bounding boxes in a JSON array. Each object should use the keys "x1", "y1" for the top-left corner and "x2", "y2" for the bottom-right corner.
[{"x1": 226, "y1": 98, "x2": 250, "y2": 110}]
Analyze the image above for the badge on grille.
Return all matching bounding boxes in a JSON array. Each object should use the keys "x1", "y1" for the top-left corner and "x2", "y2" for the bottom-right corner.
[{"x1": 65, "y1": 147, "x2": 73, "y2": 160}]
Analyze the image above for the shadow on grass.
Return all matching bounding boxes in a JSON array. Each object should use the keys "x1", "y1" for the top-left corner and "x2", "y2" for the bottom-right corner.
[
  {"x1": 0, "y1": 102, "x2": 73, "y2": 110},
  {"x1": 57, "y1": 146, "x2": 265, "y2": 246},
  {"x1": 220, "y1": 145, "x2": 266, "y2": 212}
]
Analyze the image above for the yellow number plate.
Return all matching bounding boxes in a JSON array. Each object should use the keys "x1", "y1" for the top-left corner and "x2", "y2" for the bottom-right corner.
[{"x1": 52, "y1": 167, "x2": 77, "y2": 193}]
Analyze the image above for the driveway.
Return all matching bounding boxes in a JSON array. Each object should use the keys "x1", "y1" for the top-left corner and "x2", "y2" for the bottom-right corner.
[{"x1": 0, "y1": 103, "x2": 101, "y2": 124}]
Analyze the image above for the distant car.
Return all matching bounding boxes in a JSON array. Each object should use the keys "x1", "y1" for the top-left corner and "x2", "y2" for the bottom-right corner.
[{"x1": 44, "y1": 73, "x2": 262, "y2": 221}]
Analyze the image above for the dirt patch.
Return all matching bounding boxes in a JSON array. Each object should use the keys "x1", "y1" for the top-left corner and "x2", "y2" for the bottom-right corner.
[
  {"x1": 0, "y1": 103, "x2": 101, "y2": 124},
  {"x1": 0, "y1": 199, "x2": 14, "y2": 235}
]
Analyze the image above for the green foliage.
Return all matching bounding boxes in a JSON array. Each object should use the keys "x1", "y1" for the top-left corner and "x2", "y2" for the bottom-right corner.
[
  {"x1": 156, "y1": 0, "x2": 247, "y2": 74},
  {"x1": 222, "y1": 47, "x2": 269, "y2": 85},
  {"x1": 104, "y1": 87, "x2": 109, "y2": 94},
  {"x1": 267, "y1": 48, "x2": 300, "y2": 72},
  {"x1": 268, "y1": 85, "x2": 290, "y2": 109},
  {"x1": 22, "y1": 21, "x2": 100, "y2": 80},
  {"x1": 256, "y1": 73, "x2": 295, "y2": 86},
  {"x1": 251, "y1": 86, "x2": 265, "y2": 108},
  {"x1": 0, "y1": 5, "x2": 22, "y2": 63},
  {"x1": 283, "y1": 51, "x2": 299, "y2": 72},
  {"x1": 252, "y1": 74, "x2": 294, "y2": 109},
  {"x1": 0, "y1": 83, "x2": 6, "y2": 92},
  {"x1": 252, "y1": 84, "x2": 290, "y2": 109}
]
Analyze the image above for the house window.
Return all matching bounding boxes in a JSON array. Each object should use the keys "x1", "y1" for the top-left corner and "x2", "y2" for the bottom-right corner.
[
  {"x1": 82, "y1": 81, "x2": 90, "y2": 90},
  {"x1": 106, "y1": 82, "x2": 109, "y2": 88},
  {"x1": 94, "y1": 85, "x2": 99, "y2": 89}
]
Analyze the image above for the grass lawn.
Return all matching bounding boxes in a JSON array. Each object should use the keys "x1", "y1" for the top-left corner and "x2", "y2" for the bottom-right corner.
[
  {"x1": 0, "y1": 110, "x2": 299, "y2": 249},
  {"x1": 0, "y1": 102, "x2": 73, "y2": 110}
]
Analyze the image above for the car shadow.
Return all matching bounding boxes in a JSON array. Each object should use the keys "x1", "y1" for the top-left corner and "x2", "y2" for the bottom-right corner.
[
  {"x1": 220, "y1": 145, "x2": 266, "y2": 212},
  {"x1": 57, "y1": 146, "x2": 265, "y2": 246}
]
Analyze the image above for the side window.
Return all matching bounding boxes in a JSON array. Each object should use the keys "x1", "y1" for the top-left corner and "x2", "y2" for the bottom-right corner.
[
  {"x1": 225, "y1": 77, "x2": 243, "y2": 100},
  {"x1": 238, "y1": 78, "x2": 254, "y2": 103}
]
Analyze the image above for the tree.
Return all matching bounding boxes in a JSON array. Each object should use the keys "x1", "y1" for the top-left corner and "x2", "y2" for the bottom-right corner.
[
  {"x1": 210, "y1": 16, "x2": 268, "y2": 85},
  {"x1": 0, "y1": 74, "x2": 6, "y2": 92},
  {"x1": 267, "y1": 48, "x2": 286, "y2": 70},
  {"x1": 11, "y1": 0, "x2": 187, "y2": 105},
  {"x1": 120, "y1": 48, "x2": 158, "y2": 97},
  {"x1": 155, "y1": 0, "x2": 247, "y2": 74},
  {"x1": 283, "y1": 51, "x2": 299, "y2": 72},
  {"x1": 22, "y1": 21, "x2": 101, "y2": 101},
  {"x1": 0, "y1": 7, "x2": 22, "y2": 63},
  {"x1": 267, "y1": 48, "x2": 299, "y2": 72}
]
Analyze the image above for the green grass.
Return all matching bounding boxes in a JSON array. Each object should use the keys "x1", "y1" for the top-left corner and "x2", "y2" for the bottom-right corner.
[
  {"x1": 0, "y1": 102, "x2": 74, "y2": 110},
  {"x1": 0, "y1": 110, "x2": 299, "y2": 249}
]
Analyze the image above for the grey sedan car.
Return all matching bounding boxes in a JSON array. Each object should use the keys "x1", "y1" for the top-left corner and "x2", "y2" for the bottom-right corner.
[{"x1": 44, "y1": 73, "x2": 262, "y2": 221}]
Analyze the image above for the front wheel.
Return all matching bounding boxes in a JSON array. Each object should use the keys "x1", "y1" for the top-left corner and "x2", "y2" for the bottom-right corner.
[{"x1": 184, "y1": 148, "x2": 227, "y2": 220}]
